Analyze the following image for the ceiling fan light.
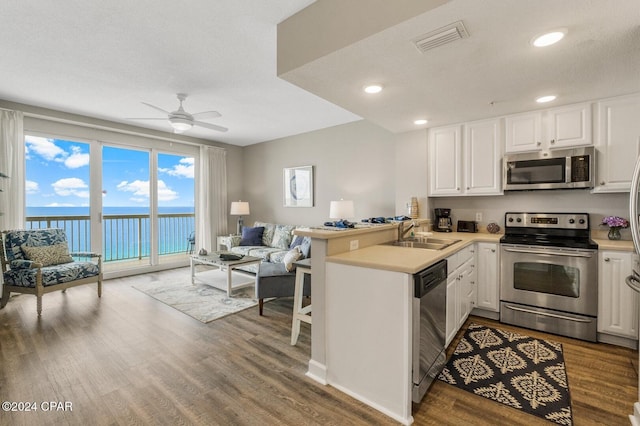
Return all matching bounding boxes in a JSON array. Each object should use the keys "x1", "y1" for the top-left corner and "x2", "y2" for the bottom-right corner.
[
  {"x1": 531, "y1": 29, "x2": 567, "y2": 47},
  {"x1": 170, "y1": 118, "x2": 193, "y2": 133}
]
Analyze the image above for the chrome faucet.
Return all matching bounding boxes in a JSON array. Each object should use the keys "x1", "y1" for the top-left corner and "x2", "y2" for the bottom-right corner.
[{"x1": 399, "y1": 220, "x2": 417, "y2": 241}]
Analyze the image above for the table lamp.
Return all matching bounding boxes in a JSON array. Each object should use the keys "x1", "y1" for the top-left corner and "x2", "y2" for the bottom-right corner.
[
  {"x1": 329, "y1": 199, "x2": 355, "y2": 228},
  {"x1": 230, "y1": 201, "x2": 250, "y2": 235}
]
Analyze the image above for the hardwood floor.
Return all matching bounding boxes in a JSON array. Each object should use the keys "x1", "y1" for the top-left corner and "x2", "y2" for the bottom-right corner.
[{"x1": 0, "y1": 267, "x2": 637, "y2": 425}]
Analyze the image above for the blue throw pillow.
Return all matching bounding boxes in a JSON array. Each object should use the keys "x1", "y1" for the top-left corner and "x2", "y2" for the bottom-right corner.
[
  {"x1": 239, "y1": 226, "x2": 264, "y2": 246},
  {"x1": 289, "y1": 235, "x2": 304, "y2": 249},
  {"x1": 299, "y1": 237, "x2": 311, "y2": 258}
]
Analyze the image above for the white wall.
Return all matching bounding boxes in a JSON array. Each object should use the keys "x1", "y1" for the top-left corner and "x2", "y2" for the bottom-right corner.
[
  {"x1": 242, "y1": 120, "x2": 397, "y2": 226},
  {"x1": 394, "y1": 129, "x2": 429, "y2": 218}
]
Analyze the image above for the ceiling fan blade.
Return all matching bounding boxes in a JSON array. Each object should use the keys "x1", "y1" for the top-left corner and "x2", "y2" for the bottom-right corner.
[
  {"x1": 193, "y1": 120, "x2": 228, "y2": 132},
  {"x1": 141, "y1": 102, "x2": 171, "y2": 115},
  {"x1": 192, "y1": 111, "x2": 221, "y2": 119},
  {"x1": 126, "y1": 117, "x2": 168, "y2": 121}
]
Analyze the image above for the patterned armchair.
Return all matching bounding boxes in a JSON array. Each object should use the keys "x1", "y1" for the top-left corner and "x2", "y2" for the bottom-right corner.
[{"x1": 0, "y1": 228, "x2": 102, "y2": 316}]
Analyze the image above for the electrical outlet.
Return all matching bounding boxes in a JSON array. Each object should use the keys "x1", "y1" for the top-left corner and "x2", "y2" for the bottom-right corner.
[
  {"x1": 475, "y1": 212, "x2": 483, "y2": 222},
  {"x1": 350, "y1": 240, "x2": 359, "y2": 250}
]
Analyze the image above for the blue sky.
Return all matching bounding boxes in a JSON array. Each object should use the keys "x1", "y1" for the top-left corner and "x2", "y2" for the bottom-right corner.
[{"x1": 25, "y1": 135, "x2": 194, "y2": 208}]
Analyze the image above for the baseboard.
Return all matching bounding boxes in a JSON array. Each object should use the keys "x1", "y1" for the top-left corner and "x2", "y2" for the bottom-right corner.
[
  {"x1": 306, "y1": 359, "x2": 328, "y2": 385},
  {"x1": 597, "y1": 332, "x2": 639, "y2": 350},
  {"x1": 629, "y1": 402, "x2": 640, "y2": 425}
]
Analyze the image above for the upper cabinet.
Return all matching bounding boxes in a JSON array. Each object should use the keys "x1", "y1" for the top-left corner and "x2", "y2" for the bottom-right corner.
[
  {"x1": 429, "y1": 119, "x2": 502, "y2": 197},
  {"x1": 428, "y1": 125, "x2": 463, "y2": 196},
  {"x1": 505, "y1": 102, "x2": 592, "y2": 153},
  {"x1": 593, "y1": 93, "x2": 640, "y2": 193}
]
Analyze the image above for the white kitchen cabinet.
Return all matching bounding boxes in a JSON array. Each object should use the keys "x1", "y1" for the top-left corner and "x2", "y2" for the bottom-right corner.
[
  {"x1": 505, "y1": 102, "x2": 592, "y2": 153},
  {"x1": 464, "y1": 118, "x2": 503, "y2": 195},
  {"x1": 547, "y1": 102, "x2": 592, "y2": 149},
  {"x1": 429, "y1": 119, "x2": 502, "y2": 197},
  {"x1": 505, "y1": 111, "x2": 543, "y2": 153},
  {"x1": 598, "y1": 250, "x2": 638, "y2": 340},
  {"x1": 428, "y1": 125, "x2": 463, "y2": 196},
  {"x1": 445, "y1": 273, "x2": 458, "y2": 347},
  {"x1": 475, "y1": 242, "x2": 500, "y2": 312},
  {"x1": 593, "y1": 93, "x2": 640, "y2": 193},
  {"x1": 444, "y1": 245, "x2": 476, "y2": 347}
]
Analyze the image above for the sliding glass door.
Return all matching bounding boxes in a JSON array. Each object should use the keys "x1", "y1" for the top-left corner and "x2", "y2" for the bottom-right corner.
[{"x1": 25, "y1": 133, "x2": 197, "y2": 276}]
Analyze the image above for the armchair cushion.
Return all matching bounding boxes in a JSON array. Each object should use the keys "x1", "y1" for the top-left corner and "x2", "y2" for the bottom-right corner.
[
  {"x1": 21, "y1": 242, "x2": 73, "y2": 266},
  {"x1": 3, "y1": 261, "x2": 100, "y2": 288}
]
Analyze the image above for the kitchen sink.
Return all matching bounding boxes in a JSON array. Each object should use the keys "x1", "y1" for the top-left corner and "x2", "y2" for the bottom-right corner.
[{"x1": 382, "y1": 237, "x2": 461, "y2": 250}]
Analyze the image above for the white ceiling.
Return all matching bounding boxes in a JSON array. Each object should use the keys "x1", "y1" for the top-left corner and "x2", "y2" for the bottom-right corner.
[
  {"x1": 1, "y1": 1, "x2": 639, "y2": 147},
  {"x1": 0, "y1": 0, "x2": 359, "y2": 146},
  {"x1": 281, "y1": 0, "x2": 640, "y2": 133}
]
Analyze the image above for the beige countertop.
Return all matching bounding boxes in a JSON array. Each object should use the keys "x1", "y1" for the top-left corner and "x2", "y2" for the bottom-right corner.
[
  {"x1": 293, "y1": 223, "x2": 397, "y2": 240},
  {"x1": 326, "y1": 232, "x2": 503, "y2": 274},
  {"x1": 593, "y1": 238, "x2": 635, "y2": 251}
]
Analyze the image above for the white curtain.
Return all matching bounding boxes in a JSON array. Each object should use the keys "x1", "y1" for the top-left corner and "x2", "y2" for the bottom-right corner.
[
  {"x1": 0, "y1": 109, "x2": 25, "y2": 231},
  {"x1": 196, "y1": 145, "x2": 228, "y2": 252}
]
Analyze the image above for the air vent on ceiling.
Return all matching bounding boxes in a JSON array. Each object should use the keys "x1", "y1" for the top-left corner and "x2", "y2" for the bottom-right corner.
[{"x1": 413, "y1": 20, "x2": 469, "y2": 53}]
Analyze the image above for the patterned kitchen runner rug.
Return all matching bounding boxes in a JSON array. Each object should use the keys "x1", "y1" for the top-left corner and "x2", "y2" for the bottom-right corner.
[{"x1": 437, "y1": 323, "x2": 572, "y2": 425}]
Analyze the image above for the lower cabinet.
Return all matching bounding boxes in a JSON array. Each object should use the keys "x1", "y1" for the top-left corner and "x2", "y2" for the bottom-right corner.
[
  {"x1": 598, "y1": 250, "x2": 638, "y2": 341},
  {"x1": 445, "y1": 245, "x2": 476, "y2": 347},
  {"x1": 475, "y1": 242, "x2": 500, "y2": 312}
]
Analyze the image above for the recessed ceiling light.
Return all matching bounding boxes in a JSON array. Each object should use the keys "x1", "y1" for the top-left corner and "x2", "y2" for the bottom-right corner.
[
  {"x1": 532, "y1": 29, "x2": 567, "y2": 47},
  {"x1": 414, "y1": 119, "x2": 428, "y2": 125},
  {"x1": 363, "y1": 84, "x2": 383, "y2": 94},
  {"x1": 536, "y1": 95, "x2": 557, "y2": 103}
]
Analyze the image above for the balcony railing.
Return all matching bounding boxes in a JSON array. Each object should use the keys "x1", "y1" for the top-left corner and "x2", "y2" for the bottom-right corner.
[{"x1": 26, "y1": 213, "x2": 195, "y2": 262}]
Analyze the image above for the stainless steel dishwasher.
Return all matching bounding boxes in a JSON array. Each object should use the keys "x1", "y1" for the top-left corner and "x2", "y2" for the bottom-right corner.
[{"x1": 412, "y1": 259, "x2": 447, "y2": 403}]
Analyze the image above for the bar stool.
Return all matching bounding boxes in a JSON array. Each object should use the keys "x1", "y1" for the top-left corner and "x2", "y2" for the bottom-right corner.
[{"x1": 291, "y1": 258, "x2": 312, "y2": 345}]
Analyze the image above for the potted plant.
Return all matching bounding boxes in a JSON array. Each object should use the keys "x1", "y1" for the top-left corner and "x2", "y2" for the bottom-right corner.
[{"x1": 601, "y1": 216, "x2": 629, "y2": 240}]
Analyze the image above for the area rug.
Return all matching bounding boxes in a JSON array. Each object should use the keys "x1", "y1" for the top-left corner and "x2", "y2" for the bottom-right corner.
[
  {"x1": 132, "y1": 270, "x2": 258, "y2": 323},
  {"x1": 438, "y1": 323, "x2": 573, "y2": 425}
]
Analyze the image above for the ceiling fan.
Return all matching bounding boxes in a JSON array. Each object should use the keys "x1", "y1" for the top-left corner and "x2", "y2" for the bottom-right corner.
[{"x1": 129, "y1": 93, "x2": 228, "y2": 133}]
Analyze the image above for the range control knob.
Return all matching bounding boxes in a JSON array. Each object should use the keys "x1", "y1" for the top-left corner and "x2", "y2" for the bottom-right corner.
[
  {"x1": 579, "y1": 219, "x2": 586, "y2": 224},
  {"x1": 569, "y1": 219, "x2": 575, "y2": 224},
  {"x1": 516, "y1": 218, "x2": 522, "y2": 223},
  {"x1": 508, "y1": 217, "x2": 514, "y2": 223}
]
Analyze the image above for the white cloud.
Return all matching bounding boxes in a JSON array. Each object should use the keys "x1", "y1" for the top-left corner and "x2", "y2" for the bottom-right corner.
[
  {"x1": 52, "y1": 177, "x2": 89, "y2": 198},
  {"x1": 159, "y1": 157, "x2": 194, "y2": 179},
  {"x1": 45, "y1": 202, "x2": 75, "y2": 207},
  {"x1": 25, "y1": 135, "x2": 65, "y2": 161},
  {"x1": 65, "y1": 146, "x2": 90, "y2": 169},
  {"x1": 25, "y1": 180, "x2": 39, "y2": 194},
  {"x1": 117, "y1": 179, "x2": 178, "y2": 202}
]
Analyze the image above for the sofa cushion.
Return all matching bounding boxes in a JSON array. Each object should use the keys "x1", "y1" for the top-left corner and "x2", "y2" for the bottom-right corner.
[
  {"x1": 4, "y1": 261, "x2": 100, "y2": 288},
  {"x1": 283, "y1": 247, "x2": 303, "y2": 272},
  {"x1": 271, "y1": 225, "x2": 295, "y2": 249},
  {"x1": 240, "y1": 226, "x2": 264, "y2": 246},
  {"x1": 254, "y1": 222, "x2": 275, "y2": 246},
  {"x1": 3, "y1": 228, "x2": 69, "y2": 262},
  {"x1": 230, "y1": 246, "x2": 283, "y2": 262},
  {"x1": 21, "y1": 243, "x2": 73, "y2": 266}
]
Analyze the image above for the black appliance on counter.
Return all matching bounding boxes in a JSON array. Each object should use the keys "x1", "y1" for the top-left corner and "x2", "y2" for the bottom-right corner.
[
  {"x1": 434, "y1": 208, "x2": 452, "y2": 232},
  {"x1": 499, "y1": 212, "x2": 599, "y2": 342}
]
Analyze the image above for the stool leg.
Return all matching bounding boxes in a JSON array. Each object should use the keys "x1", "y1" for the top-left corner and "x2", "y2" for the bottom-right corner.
[{"x1": 291, "y1": 269, "x2": 304, "y2": 345}]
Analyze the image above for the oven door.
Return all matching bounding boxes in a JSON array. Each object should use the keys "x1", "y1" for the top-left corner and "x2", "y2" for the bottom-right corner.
[{"x1": 501, "y1": 244, "x2": 598, "y2": 316}]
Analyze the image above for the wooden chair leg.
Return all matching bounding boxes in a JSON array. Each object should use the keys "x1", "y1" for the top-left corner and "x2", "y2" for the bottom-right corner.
[
  {"x1": 97, "y1": 279, "x2": 102, "y2": 298},
  {"x1": 259, "y1": 299, "x2": 264, "y2": 316}
]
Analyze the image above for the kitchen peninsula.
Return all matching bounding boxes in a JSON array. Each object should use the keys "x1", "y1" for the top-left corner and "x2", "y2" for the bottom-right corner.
[{"x1": 294, "y1": 224, "x2": 502, "y2": 425}]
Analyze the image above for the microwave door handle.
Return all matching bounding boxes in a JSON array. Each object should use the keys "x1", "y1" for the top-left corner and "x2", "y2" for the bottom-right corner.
[
  {"x1": 566, "y1": 157, "x2": 571, "y2": 183},
  {"x1": 503, "y1": 246, "x2": 594, "y2": 258}
]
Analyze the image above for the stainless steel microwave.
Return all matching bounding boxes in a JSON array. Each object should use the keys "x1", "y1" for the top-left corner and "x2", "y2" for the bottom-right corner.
[{"x1": 503, "y1": 147, "x2": 594, "y2": 191}]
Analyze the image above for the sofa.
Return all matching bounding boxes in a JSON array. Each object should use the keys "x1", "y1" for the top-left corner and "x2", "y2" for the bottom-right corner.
[{"x1": 222, "y1": 222, "x2": 311, "y2": 315}]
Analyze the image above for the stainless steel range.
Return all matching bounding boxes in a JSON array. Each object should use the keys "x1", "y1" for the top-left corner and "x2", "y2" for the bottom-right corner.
[{"x1": 500, "y1": 212, "x2": 599, "y2": 341}]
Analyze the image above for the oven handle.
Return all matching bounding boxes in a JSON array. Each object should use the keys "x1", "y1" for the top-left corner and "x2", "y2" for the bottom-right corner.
[
  {"x1": 502, "y1": 246, "x2": 595, "y2": 258},
  {"x1": 625, "y1": 274, "x2": 640, "y2": 294},
  {"x1": 503, "y1": 304, "x2": 593, "y2": 323}
]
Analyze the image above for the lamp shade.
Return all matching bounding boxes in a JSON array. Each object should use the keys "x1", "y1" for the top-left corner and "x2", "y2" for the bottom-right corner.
[
  {"x1": 230, "y1": 201, "x2": 250, "y2": 215},
  {"x1": 329, "y1": 200, "x2": 354, "y2": 219}
]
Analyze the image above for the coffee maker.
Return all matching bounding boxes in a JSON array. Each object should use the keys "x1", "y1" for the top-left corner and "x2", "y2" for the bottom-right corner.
[{"x1": 434, "y1": 208, "x2": 453, "y2": 232}]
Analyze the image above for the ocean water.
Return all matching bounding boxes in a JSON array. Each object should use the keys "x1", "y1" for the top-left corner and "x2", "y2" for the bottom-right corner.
[{"x1": 26, "y1": 206, "x2": 195, "y2": 261}]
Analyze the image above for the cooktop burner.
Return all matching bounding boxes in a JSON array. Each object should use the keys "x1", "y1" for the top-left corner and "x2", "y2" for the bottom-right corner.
[{"x1": 500, "y1": 212, "x2": 598, "y2": 250}]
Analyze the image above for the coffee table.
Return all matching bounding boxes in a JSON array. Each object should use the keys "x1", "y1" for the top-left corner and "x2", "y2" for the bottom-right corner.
[{"x1": 190, "y1": 253, "x2": 262, "y2": 297}]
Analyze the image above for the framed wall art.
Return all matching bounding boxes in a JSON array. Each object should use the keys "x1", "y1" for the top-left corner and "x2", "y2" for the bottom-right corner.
[{"x1": 283, "y1": 165, "x2": 314, "y2": 207}]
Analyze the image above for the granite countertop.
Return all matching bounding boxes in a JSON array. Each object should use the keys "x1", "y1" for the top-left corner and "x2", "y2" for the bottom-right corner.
[{"x1": 326, "y1": 232, "x2": 503, "y2": 274}]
